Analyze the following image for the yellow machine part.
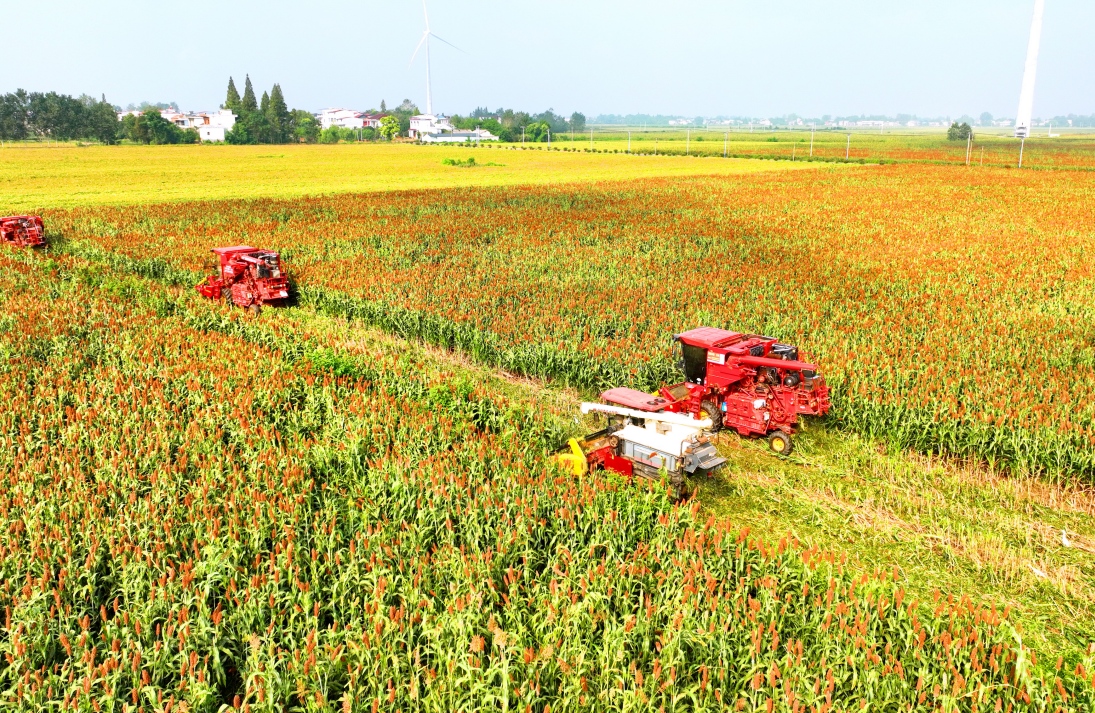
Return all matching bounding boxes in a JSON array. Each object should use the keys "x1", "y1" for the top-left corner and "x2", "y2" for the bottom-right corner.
[{"x1": 553, "y1": 438, "x2": 589, "y2": 476}]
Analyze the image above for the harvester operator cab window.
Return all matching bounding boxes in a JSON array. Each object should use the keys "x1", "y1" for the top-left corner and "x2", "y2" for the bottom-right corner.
[
  {"x1": 680, "y1": 342, "x2": 708, "y2": 384},
  {"x1": 261, "y1": 255, "x2": 280, "y2": 278}
]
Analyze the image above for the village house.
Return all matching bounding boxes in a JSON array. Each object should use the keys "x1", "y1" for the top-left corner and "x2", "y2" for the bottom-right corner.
[
  {"x1": 317, "y1": 108, "x2": 390, "y2": 130},
  {"x1": 196, "y1": 110, "x2": 237, "y2": 142},
  {"x1": 114, "y1": 107, "x2": 236, "y2": 141},
  {"x1": 317, "y1": 108, "x2": 364, "y2": 130},
  {"x1": 361, "y1": 113, "x2": 387, "y2": 129},
  {"x1": 408, "y1": 114, "x2": 455, "y2": 139},
  {"x1": 419, "y1": 128, "x2": 500, "y2": 143}
]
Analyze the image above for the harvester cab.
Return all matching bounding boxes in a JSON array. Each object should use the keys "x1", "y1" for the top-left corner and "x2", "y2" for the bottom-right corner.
[
  {"x1": 0, "y1": 216, "x2": 46, "y2": 248},
  {"x1": 196, "y1": 246, "x2": 289, "y2": 311},
  {"x1": 556, "y1": 402, "x2": 727, "y2": 500},
  {"x1": 602, "y1": 327, "x2": 831, "y2": 456}
]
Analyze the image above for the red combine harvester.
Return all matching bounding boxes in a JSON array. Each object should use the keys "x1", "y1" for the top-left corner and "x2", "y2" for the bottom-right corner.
[
  {"x1": 0, "y1": 216, "x2": 46, "y2": 248},
  {"x1": 602, "y1": 327, "x2": 831, "y2": 455},
  {"x1": 195, "y1": 246, "x2": 289, "y2": 311}
]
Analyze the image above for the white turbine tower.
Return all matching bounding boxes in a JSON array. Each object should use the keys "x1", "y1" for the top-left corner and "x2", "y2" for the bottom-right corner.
[
  {"x1": 409, "y1": 0, "x2": 462, "y2": 116},
  {"x1": 1014, "y1": 0, "x2": 1046, "y2": 139}
]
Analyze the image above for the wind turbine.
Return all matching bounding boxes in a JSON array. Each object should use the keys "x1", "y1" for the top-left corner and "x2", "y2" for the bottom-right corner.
[
  {"x1": 1014, "y1": 0, "x2": 1046, "y2": 139},
  {"x1": 409, "y1": 0, "x2": 462, "y2": 116}
]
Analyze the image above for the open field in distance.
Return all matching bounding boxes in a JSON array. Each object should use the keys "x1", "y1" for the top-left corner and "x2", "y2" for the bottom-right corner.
[
  {"x1": 571, "y1": 127, "x2": 1095, "y2": 168},
  {"x1": 0, "y1": 142, "x2": 817, "y2": 212}
]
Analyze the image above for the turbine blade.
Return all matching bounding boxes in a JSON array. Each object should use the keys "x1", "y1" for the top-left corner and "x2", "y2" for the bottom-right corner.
[
  {"x1": 429, "y1": 32, "x2": 464, "y2": 53},
  {"x1": 422, "y1": 0, "x2": 430, "y2": 31},
  {"x1": 409, "y1": 32, "x2": 428, "y2": 66}
]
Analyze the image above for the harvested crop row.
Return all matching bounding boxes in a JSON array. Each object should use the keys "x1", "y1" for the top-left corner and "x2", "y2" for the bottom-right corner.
[
  {"x1": 45, "y1": 164, "x2": 1095, "y2": 478},
  {"x1": 1, "y1": 251, "x2": 1090, "y2": 711}
]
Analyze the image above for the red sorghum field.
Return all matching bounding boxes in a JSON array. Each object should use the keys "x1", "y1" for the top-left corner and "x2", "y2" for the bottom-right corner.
[
  {"x1": 2, "y1": 246, "x2": 1092, "y2": 711},
  {"x1": 44, "y1": 164, "x2": 1095, "y2": 478}
]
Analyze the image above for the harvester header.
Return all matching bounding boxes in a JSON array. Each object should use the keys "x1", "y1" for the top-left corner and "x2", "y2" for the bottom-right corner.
[{"x1": 559, "y1": 402, "x2": 726, "y2": 499}]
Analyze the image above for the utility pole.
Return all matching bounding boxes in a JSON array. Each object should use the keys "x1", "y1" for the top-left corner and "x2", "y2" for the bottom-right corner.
[
  {"x1": 547, "y1": 128, "x2": 551, "y2": 147},
  {"x1": 845, "y1": 134, "x2": 850, "y2": 160},
  {"x1": 980, "y1": 146, "x2": 985, "y2": 166},
  {"x1": 792, "y1": 144, "x2": 796, "y2": 161},
  {"x1": 686, "y1": 129, "x2": 690, "y2": 155},
  {"x1": 723, "y1": 132, "x2": 728, "y2": 158},
  {"x1": 627, "y1": 130, "x2": 631, "y2": 153},
  {"x1": 966, "y1": 132, "x2": 972, "y2": 166},
  {"x1": 810, "y1": 123, "x2": 815, "y2": 157}
]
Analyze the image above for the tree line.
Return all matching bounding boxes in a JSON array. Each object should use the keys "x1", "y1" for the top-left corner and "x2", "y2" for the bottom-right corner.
[
  {"x1": 222, "y1": 75, "x2": 315, "y2": 144},
  {"x1": 0, "y1": 91, "x2": 119, "y2": 142},
  {"x1": 0, "y1": 83, "x2": 589, "y2": 145},
  {"x1": 447, "y1": 108, "x2": 585, "y2": 143},
  {"x1": 0, "y1": 78, "x2": 316, "y2": 145}
]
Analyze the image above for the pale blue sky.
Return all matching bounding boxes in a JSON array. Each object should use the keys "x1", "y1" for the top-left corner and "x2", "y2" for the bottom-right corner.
[{"x1": 4, "y1": 0, "x2": 1092, "y2": 118}]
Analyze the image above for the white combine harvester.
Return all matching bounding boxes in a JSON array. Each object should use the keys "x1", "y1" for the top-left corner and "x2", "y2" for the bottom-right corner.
[{"x1": 555, "y1": 402, "x2": 727, "y2": 499}]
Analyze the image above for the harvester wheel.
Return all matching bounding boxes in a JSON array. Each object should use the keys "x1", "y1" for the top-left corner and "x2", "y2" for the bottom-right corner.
[
  {"x1": 247, "y1": 303, "x2": 261, "y2": 316},
  {"x1": 700, "y1": 401, "x2": 723, "y2": 431},
  {"x1": 767, "y1": 431, "x2": 793, "y2": 456}
]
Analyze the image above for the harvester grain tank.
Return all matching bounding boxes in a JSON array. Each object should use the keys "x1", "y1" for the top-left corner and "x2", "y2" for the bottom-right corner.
[
  {"x1": 0, "y1": 216, "x2": 46, "y2": 248},
  {"x1": 196, "y1": 246, "x2": 289, "y2": 311},
  {"x1": 601, "y1": 327, "x2": 831, "y2": 455},
  {"x1": 557, "y1": 402, "x2": 727, "y2": 499}
]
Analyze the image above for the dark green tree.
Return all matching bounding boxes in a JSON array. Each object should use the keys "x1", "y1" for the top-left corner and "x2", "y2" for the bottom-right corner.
[
  {"x1": 120, "y1": 113, "x2": 139, "y2": 141},
  {"x1": 135, "y1": 110, "x2": 168, "y2": 143},
  {"x1": 225, "y1": 75, "x2": 265, "y2": 144},
  {"x1": 570, "y1": 111, "x2": 586, "y2": 133},
  {"x1": 258, "y1": 91, "x2": 271, "y2": 142},
  {"x1": 531, "y1": 109, "x2": 567, "y2": 134},
  {"x1": 390, "y1": 99, "x2": 418, "y2": 137},
  {"x1": 947, "y1": 122, "x2": 973, "y2": 141},
  {"x1": 124, "y1": 109, "x2": 196, "y2": 144},
  {"x1": 291, "y1": 109, "x2": 319, "y2": 143},
  {"x1": 225, "y1": 121, "x2": 254, "y2": 145},
  {"x1": 0, "y1": 90, "x2": 30, "y2": 140},
  {"x1": 379, "y1": 115, "x2": 401, "y2": 140},
  {"x1": 1, "y1": 89, "x2": 120, "y2": 143},
  {"x1": 225, "y1": 77, "x2": 241, "y2": 114},
  {"x1": 85, "y1": 95, "x2": 121, "y2": 144},
  {"x1": 524, "y1": 121, "x2": 551, "y2": 142},
  {"x1": 268, "y1": 84, "x2": 290, "y2": 143},
  {"x1": 319, "y1": 125, "x2": 343, "y2": 144},
  {"x1": 241, "y1": 75, "x2": 258, "y2": 114}
]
